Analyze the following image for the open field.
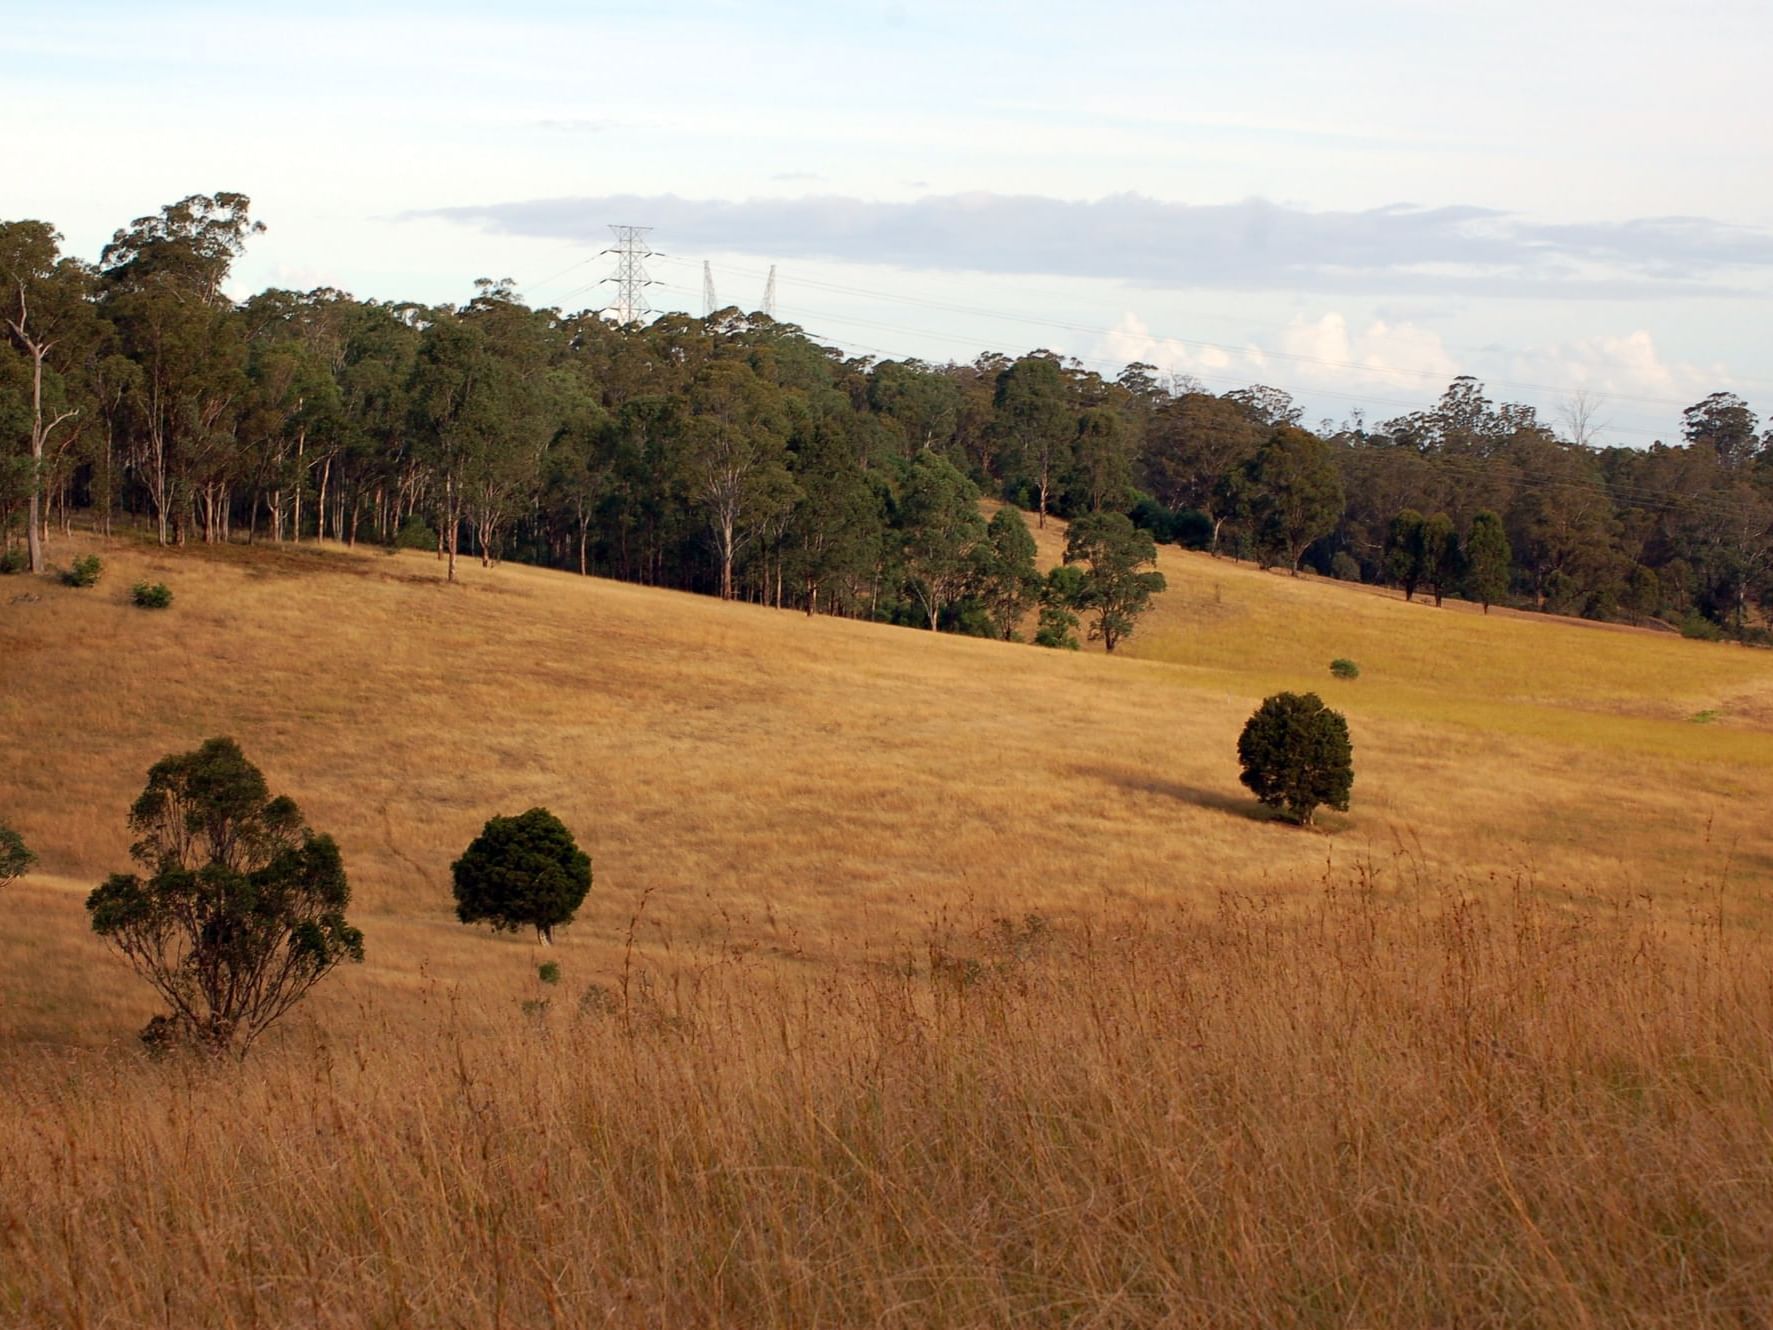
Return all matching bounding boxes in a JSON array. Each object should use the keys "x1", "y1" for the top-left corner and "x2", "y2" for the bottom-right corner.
[{"x1": 3, "y1": 530, "x2": 1773, "y2": 1325}]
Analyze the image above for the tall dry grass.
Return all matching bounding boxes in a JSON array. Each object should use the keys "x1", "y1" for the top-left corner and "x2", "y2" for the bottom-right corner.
[{"x1": 5, "y1": 872, "x2": 1773, "y2": 1328}]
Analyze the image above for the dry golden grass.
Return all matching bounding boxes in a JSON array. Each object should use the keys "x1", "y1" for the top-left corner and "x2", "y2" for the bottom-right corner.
[{"x1": 2, "y1": 529, "x2": 1772, "y2": 1325}]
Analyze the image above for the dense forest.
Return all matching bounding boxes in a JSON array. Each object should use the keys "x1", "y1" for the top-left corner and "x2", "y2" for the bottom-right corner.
[{"x1": 5, "y1": 193, "x2": 1771, "y2": 640}]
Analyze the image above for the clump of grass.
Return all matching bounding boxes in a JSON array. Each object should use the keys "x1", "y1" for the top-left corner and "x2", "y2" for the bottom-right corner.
[
  {"x1": 1690, "y1": 708, "x2": 1720, "y2": 724},
  {"x1": 1329, "y1": 656, "x2": 1360, "y2": 679},
  {"x1": 130, "y1": 580, "x2": 173, "y2": 609},
  {"x1": 537, "y1": 960, "x2": 561, "y2": 984}
]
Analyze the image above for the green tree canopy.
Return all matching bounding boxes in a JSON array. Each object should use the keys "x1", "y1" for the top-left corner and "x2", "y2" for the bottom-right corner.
[
  {"x1": 1062, "y1": 510, "x2": 1167, "y2": 652},
  {"x1": 0, "y1": 823, "x2": 34, "y2": 889},
  {"x1": 452, "y1": 807, "x2": 592, "y2": 946},
  {"x1": 1237, "y1": 692, "x2": 1354, "y2": 826},
  {"x1": 85, "y1": 737, "x2": 363, "y2": 1053},
  {"x1": 1463, "y1": 508, "x2": 1510, "y2": 612}
]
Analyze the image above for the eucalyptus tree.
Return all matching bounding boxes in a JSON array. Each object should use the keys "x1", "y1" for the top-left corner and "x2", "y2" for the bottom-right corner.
[
  {"x1": 1062, "y1": 511, "x2": 1166, "y2": 651},
  {"x1": 682, "y1": 358, "x2": 795, "y2": 600},
  {"x1": 99, "y1": 193, "x2": 262, "y2": 545},
  {"x1": 1142, "y1": 392, "x2": 1263, "y2": 554},
  {"x1": 0, "y1": 221, "x2": 98, "y2": 571},
  {"x1": 1241, "y1": 426, "x2": 1345, "y2": 573},
  {"x1": 898, "y1": 450, "x2": 985, "y2": 630},
  {"x1": 993, "y1": 352, "x2": 1073, "y2": 526}
]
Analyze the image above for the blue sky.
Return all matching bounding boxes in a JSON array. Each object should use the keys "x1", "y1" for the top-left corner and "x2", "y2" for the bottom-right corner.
[{"x1": 7, "y1": 1, "x2": 1772, "y2": 442}]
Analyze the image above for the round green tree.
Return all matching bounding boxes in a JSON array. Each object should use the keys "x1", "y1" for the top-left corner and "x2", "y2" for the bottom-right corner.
[
  {"x1": 1236, "y1": 692, "x2": 1353, "y2": 826},
  {"x1": 0, "y1": 823, "x2": 35, "y2": 890},
  {"x1": 452, "y1": 807, "x2": 591, "y2": 945}
]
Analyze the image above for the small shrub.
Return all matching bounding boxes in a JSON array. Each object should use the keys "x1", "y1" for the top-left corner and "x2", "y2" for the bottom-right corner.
[
  {"x1": 538, "y1": 961, "x2": 561, "y2": 985},
  {"x1": 394, "y1": 515, "x2": 438, "y2": 551},
  {"x1": 1329, "y1": 657, "x2": 1360, "y2": 680},
  {"x1": 131, "y1": 581, "x2": 173, "y2": 609},
  {"x1": 65, "y1": 555, "x2": 103, "y2": 588},
  {"x1": 1679, "y1": 613, "x2": 1724, "y2": 642},
  {"x1": 0, "y1": 823, "x2": 34, "y2": 890},
  {"x1": 0, "y1": 548, "x2": 27, "y2": 575},
  {"x1": 1329, "y1": 551, "x2": 1363, "y2": 582}
]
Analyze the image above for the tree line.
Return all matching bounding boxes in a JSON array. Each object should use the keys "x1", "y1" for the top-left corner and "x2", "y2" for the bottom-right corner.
[{"x1": 4, "y1": 193, "x2": 1771, "y2": 639}]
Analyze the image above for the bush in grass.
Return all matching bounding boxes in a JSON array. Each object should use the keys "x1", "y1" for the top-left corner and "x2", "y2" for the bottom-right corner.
[
  {"x1": 1329, "y1": 658, "x2": 1360, "y2": 680},
  {"x1": 65, "y1": 554, "x2": 103, "y2": 587},
  {"x1": 394, "y1": 515, "x2": 438, "y2": 551},
  {"x1": 1237, "y1": 691, "x2": 1354, "y2": 827},
  {"x1": 453, "y1": 807, "x2": 591, "y2": 946},
  {"x1": 0, "y1": 824, "x2": 34, "y2": 890},
  {"x1": 0, "y1": 547, "x2": 28, "y2": 575},
  {"x1": 132, "y1": 581, "x2": 173, "y2": 609}
]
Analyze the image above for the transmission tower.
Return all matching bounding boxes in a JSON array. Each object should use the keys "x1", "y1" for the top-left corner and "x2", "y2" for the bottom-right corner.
[
  {"x1": 762, "y1": 264, "x2": 777, "y2": 319},
  {"x1": 599, "y1": 225, "x2": 655, "y2": 325},
  {"x1": 702, "y1": 261, "x2": 717, "y2": 317}
]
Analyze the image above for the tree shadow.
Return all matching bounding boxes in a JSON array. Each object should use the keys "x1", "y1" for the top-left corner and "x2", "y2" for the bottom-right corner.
[{"x1": 1071, "y1": 763, "x2": 1281, "y2": 825}]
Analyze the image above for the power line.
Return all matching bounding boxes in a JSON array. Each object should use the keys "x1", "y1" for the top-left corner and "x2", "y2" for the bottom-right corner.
[{"x1": 661, "y1": 254, "x2": 1762, "y2": 416}]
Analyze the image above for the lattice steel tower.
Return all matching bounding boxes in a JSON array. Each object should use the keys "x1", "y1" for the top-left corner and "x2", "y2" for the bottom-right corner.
[{"x1": 600, "y1": 225, "x2": 655, "y2": 325}]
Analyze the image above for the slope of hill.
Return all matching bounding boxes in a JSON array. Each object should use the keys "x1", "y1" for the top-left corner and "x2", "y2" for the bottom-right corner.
[
  {"x1": 6, "y1": 533, "x2": 1773, "y2": 1328},
  {"x1": 2, "y1": 530, "x2": 1769, "y2": 1045}
]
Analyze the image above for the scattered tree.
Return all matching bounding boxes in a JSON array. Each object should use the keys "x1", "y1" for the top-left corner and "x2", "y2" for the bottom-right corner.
[
  {"x1": 1237, "y1": 692, "x2": 1354, "y2": 826},
  {"x1": 0, "y1": 823, "x2": 34, "y2": 889},
  {"x1": 976, "y1": 505, "x2": 1040, "y2": 639},
  {"x1": 452, "y1": 806, "x2": 591, "y2": 946},
  {"x1": 85, "y1": 737, "x2": 363, "y2": 1053},
  {"x1": 1062, "y1": 511, "x2": 1167, "y2": 651},
  {"x1": 1034, "y1": 565, "x2": 1085, "y2": 649}
]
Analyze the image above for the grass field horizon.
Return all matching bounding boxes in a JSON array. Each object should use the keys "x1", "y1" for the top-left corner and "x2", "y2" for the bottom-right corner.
[{"x1": 5, "y1": 522, "x2": 1773, "y2": 1326}]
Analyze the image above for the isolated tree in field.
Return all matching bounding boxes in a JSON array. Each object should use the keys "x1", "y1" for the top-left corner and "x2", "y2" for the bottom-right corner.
[
  {"x1": 452, "y1": 807, "x2": 591, "y2": 946},
  {"x1": 976, "y1": 505, "x2": 1041, "y2": 639},
  {"x1": 1237, "y1": 692, "x2": 1353, "y2": 826},
  {"x1": 0, "y1": 823, "x2": 34, "y2": 890},
  {"x1": 1463, "y1": 508, "x2": 1510, "y2": 613},
  {"x1": 1063, "y1": 511, "x2": 1167, "y2": 652},
  {"x1": 85, "y1": 737, "x2": 363, "y2": 1053}
]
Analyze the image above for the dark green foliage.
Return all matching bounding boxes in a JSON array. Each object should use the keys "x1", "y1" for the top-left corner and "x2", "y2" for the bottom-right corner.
[
  {"x1": 1062, "y1": 511, "x2": 1167, "y2": 652},
  {"x1": 1329, "y1": 658, "x2": 1360, "y2": 679},
  {"x1": 1463, "y1": 509, "x2": 1510, "y2": 613},
  {"x1": 1240, "y1": 427, "x2": 1344, "y2": 574},
  {"x1": 0, "y1": 823, "x2": 34, "y2": 889},
  {"x1": 64, "y1": 554, "x2": 103, "y2": 587},
  {"x1": 1330, "y1": 551, "x2": 1362, "y2": 583},
  {"x1": 84, "y1": 737, "x2": 364, "y2": 1053},
  {"x1": 538, "y1": 961, "x2": 561, "y2": 985},
  {"x1": 1034, "y1": 565, "x2": 1085, "y2": 650},
  {"x1": 1623, "y1": 564, "x2": 1661, "y2": 625},
  {"x1": 1384, "y1": 509, "x2": 1425, "y2": 599},
  {"x1": 1237, "y1": 692, "x2": 1354, "y2": 826},
  {"x1": 131, "y1": 581, "x2": 172, "y2": 608},
  {"x1": 1420, "y1": 513, "x2": 1460, "y2": 606},
  {"x1": 975, "y1": 506, "x2": 1040, "y2": 640},
  {"x1": 452, "y1": 807, "x2": 591, "y2": 945},
  {"x1": 394, "y1": 514, "x2": 438, "y2": 550},
  {"x1": 0, "y1": 547, "x2": 25, "y2": 575}
]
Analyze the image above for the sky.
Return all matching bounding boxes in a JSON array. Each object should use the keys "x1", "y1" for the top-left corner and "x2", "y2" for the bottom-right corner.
[{"x1": 7, "y1": 0, "x2": 1772, "y2": 444}]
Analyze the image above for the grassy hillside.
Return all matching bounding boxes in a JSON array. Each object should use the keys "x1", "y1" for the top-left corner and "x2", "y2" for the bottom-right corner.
[
  {"x1": 4, "y1": 530, "x2": 1773, "y2": 1326},
  {"x1": 2, "y1": 528, "x2": 1769, "y2": 1045}
]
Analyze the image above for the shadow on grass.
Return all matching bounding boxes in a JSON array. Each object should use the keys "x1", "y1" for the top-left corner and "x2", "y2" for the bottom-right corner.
[{"x1": 1072, "y1": 763, "x2": 1280, "y2": 824}]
